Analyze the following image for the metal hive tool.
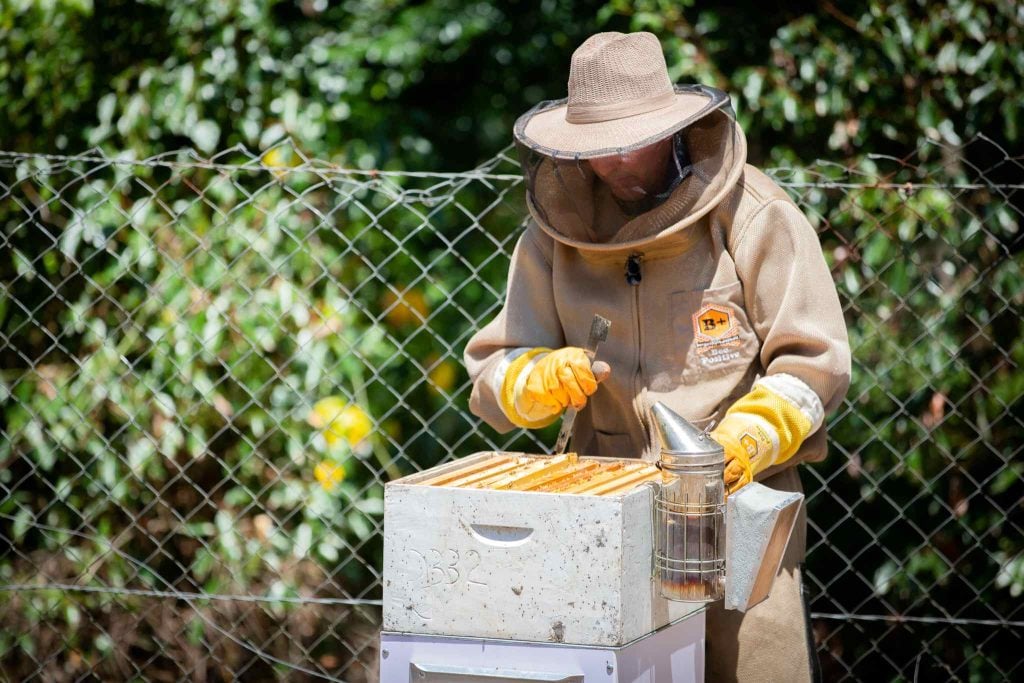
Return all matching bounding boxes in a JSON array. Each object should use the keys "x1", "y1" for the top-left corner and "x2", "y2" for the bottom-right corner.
[{"x1": 553, "y1": 314, "x2": 611, "y2": 454}]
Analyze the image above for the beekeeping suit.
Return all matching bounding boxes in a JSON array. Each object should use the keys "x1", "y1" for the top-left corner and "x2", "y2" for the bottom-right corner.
[{"x1": 463, "y1": 31, "x2": 850, "y2": 682}]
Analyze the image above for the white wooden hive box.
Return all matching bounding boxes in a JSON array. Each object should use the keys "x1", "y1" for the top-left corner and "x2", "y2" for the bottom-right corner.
[{"x1": 382, "y1": 451, "x2": 701, "y2": 647}]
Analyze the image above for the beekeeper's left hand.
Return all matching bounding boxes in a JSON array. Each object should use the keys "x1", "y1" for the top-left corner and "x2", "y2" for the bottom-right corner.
[
  {"x1": 710, "y1": 426, "x2": 757, "y2": 494},
  {"x1": 710, "y1": 374, "x2": 825, "y2": 494}
]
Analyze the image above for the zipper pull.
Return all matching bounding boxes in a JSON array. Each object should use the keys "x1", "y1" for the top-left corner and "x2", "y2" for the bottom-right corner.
[{"x1": 625, "y1": 253, "x2": 642, "y2": 285}]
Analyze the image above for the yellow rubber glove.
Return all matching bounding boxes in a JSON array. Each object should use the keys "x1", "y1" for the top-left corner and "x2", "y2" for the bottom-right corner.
[
  {"x1": 712, "y1": 424, "x2": 765, "y2": 494},
  {"x1": 710, "y1": 376, "x2": 822, "y2": 494},
  {"x1": 499, "y1": 347, "x2": 603, "y2": 429}
]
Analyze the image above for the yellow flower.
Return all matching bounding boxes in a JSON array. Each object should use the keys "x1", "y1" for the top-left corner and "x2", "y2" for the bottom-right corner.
[
  {"x1": 308, "y1": 397, "x2": 373, "y2": 448},
  {"x1": 314, "y1": 460, "x2": 345, "y2": 492},
  {"x1": 381, "y1": 288, "x2": 429, "y2": 327},
  {"x1": 261, "y1": 145, "x2": 298, "y2": 180},
  {"x1": 428, "y1": 359, "x2": 457, "y2": 394}
]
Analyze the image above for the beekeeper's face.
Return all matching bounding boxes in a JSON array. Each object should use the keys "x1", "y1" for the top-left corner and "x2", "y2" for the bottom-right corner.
[{"x1": 589, "y1": 136, "x2": 674, "y2": 202}]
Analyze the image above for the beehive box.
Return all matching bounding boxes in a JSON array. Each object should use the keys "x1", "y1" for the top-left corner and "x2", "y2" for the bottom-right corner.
[{"x1": 382, "y1": 451, "x2": 702, "y2": 647}]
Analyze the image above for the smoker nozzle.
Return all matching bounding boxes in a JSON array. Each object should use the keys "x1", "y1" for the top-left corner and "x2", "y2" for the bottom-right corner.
[{"x1": 650, "y1": 402, "x2": 724, "y2": 467}]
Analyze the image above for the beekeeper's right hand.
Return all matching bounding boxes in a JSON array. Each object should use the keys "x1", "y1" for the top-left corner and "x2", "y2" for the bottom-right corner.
[{"x1": 499, "y1": 347, "x2": 610, "y2": 429}]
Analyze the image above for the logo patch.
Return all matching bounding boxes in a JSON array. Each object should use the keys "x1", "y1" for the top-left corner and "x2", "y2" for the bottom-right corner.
[
  {"x1": 692, "y1": 304, "x2": 742, "y2": 365},
  {"x1": 737, "y1": 425, "x2": 777, "y2": 464},
  {"x1": 695, "y1": 305, "x2": 735, "y2": 339}
]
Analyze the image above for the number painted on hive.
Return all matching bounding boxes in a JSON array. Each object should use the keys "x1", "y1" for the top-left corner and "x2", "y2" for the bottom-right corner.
[{"x1": 406, "y1": 547, "x2": 488, "y2": 589}]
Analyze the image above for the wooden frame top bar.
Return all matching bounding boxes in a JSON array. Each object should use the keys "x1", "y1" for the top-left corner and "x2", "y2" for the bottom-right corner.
[{"x1": 417, "y1": 452, "x2": 665, "y2": 497}]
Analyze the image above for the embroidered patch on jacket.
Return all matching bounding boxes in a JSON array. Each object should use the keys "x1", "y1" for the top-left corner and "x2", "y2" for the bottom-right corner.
[{"x1": 692, "y1": 304, "x2": 742, "y2": 366}]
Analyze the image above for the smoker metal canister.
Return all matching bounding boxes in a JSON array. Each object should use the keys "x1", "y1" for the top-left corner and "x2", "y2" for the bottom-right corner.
[{"x1": 651, "y1": 402, "x2": 726, "y2": 603}]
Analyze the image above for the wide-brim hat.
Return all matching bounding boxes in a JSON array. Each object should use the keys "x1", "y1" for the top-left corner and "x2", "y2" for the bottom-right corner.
[{"x1": 513, "y1": 32, "x2": 730, "y2": 159}]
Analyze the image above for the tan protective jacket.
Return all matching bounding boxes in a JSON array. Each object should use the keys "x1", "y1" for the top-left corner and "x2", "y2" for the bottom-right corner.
[{"x1": 464, "y1": 117, "x2": 850, "y2": 490}]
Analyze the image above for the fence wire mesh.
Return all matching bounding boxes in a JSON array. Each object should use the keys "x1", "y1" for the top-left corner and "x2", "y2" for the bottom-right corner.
[{"x1": 0, "y1": 135, "x2": 1021, "y2": 682}]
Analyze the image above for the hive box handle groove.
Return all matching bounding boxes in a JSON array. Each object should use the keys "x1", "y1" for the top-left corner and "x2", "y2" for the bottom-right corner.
[{"x1": 468, "y1": 523, "x2": 535, "y2": 547}]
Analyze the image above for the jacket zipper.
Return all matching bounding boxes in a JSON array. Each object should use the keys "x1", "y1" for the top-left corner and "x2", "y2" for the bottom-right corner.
[{"x1": 625, "y1": 252, "x2": 649, "y2": 448}]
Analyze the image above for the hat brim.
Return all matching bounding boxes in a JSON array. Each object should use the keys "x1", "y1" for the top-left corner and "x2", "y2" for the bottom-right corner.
[{"x1": 514, "y1": 84, "x2": 729, "y2": 160}]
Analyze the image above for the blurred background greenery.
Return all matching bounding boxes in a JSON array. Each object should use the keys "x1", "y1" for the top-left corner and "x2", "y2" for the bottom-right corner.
[
  {"x1": 1, "y1": 0, "x2": 1022, "y2": 681},
  {"x1": 3, "y1": 0, "x2": 1021, "y2": 170}
]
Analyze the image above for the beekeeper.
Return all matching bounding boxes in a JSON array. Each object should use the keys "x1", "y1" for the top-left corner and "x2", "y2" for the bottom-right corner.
[{"x1": 463, "y1": 31, "x2": 850, "y2": 682}]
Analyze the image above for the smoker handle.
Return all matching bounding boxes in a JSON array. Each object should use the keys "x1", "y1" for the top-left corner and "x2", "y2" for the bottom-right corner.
[{"x1": 409, "y1": 662, "x2": 584, "y2": 682}]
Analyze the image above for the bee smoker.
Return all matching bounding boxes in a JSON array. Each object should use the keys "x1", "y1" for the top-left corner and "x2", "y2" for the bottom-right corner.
[
  {"x1": 651, "y1": 401, "x2": 727, "y2": 602},
  {"x1": 649, "y1": 401, "x2": 806, "y2": 611}
]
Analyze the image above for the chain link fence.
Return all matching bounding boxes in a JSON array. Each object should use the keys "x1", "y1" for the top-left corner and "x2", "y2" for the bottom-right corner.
[{"x1": 1, "y1": 136, "x2": 1021, "y2": 682}]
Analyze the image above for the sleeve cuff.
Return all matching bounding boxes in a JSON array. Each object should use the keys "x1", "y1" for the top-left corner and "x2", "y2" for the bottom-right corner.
[
  {"x1": 755, "y1": 373, "x2": 825, "y2": 434},
  {"x1": 498, "y1": 347, "x2": 558, "y2": 429}
]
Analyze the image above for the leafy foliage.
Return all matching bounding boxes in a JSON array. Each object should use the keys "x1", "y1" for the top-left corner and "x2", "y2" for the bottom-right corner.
[{"x1": 1, "y1": 0, "x2": 1021, "y2": 680}]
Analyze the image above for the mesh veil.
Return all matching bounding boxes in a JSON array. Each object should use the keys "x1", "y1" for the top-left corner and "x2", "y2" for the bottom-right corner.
[{"x1": 513, "y1": 84, "x2": 745, "y2": 245}]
